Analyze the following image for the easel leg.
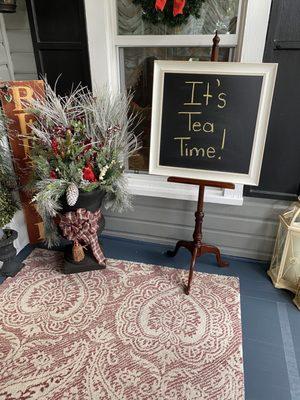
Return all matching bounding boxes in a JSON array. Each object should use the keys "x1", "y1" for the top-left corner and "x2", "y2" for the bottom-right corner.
[
  {"x1": 166, "y1": 240, "x2": 193, "y2": 257},
  {"x1": 166, "y1": 178, "x2": 232, "y2": 294},
  {"x1": 185, "y1": 247, "x2": 198, "y2": 295},
  {"x1": 200, "y1": 244, "x2": 229, "y2": 267}
]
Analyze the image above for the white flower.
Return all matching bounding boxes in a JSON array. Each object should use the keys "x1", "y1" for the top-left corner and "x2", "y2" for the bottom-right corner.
[{"x1": 99, "y1": 165, "x2": 109, "y2": 181}]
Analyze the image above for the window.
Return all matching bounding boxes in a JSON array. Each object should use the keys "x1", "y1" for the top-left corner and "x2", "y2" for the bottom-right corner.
[
  {"x1": 120, "y1": 46, "x2": 232, "y2": 171},
  {"x1": 117, "y1": 0, "x2": 240, "y2": 35},
  {"x1": 116, "y1": 0, "x2": 241, "y2": 172},
  {"x1": 85, "y1": 0, "x2": 272, "y2": 205}
]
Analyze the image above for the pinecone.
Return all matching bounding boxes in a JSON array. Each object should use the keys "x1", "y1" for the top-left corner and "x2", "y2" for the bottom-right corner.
[{"x1": 66, "y1": 183, "x2": 79, "y2": 206}]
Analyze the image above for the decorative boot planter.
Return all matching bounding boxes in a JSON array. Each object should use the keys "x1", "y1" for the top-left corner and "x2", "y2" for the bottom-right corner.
[
  {"x1": 59, "y1": 189, "x2": 107, "y2": 274},
  {"x1": 0, "y1": 229, "x2": 22, "y2": 277},
  {"x1": 26, "y1": 83, "x2": 138, "y2": 267}
]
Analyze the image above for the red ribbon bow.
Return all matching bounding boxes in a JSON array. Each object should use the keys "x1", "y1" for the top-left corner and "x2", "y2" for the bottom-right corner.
[
  {"x1": 155, "y1": 0, "x2": 186, "y2": 16},
  {"x1": 59, "y1": 208, "x2": 105, "y2": 265}
]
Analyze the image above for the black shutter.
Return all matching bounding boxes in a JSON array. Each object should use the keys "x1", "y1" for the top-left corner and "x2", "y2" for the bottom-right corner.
[
  {"x1": 245, "y1": 0, "x2": 300, "y2": 200},
  {"x1": 26, "y1": 0, "x2": 92, "y2": 96}
]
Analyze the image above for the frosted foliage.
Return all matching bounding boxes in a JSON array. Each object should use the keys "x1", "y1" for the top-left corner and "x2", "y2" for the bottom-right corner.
[{"x1": 26, "y1": 80, "x2": 141, "y2": 247}]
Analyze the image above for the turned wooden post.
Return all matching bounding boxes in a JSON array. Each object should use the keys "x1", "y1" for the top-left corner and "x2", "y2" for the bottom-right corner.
[
  {"x1": 193, "y1": 185, "x2": 204, "y2": 246},
  {"x1": 211, "y1": 31, "x2": 220, "y2": 62},
  {"x1": 166, "y1": 178, "x2": 234, "y2": 294}
]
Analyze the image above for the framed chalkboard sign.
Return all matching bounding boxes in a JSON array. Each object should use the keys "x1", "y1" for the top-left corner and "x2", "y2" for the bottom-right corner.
[{"x1": 149, "y1": 61, "x2": 277, "y2": 185}]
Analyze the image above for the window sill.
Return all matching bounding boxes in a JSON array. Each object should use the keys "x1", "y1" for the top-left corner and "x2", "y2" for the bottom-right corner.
[{"x1": 126, "y1": 173, "x2": 244, "y2": 206}]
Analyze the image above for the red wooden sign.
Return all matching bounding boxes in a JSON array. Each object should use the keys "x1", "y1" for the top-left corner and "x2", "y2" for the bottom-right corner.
[{"x1": 0, "y1": 80, "x2": 45, "y2": 243}]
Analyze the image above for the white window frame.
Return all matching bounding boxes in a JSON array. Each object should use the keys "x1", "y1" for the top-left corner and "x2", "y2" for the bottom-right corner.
[{"x1": 85, "y1": 0, "x2": 272, "y2": 206}]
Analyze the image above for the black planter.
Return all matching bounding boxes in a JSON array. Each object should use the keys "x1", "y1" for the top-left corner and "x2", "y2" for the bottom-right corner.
[
  {"x1": 61, "y1": 189, "x2": 107, "y2": 213},
  {"x1": 60, "y1": 189, "x2": 107, "y2": 274},
  {"x1": 0, "y1": 229, "x2": 22, "y2": 277}
]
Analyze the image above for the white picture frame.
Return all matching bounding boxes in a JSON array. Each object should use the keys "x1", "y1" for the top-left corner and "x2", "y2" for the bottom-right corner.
[{"x1": 149, "y1": 60, "x2": 277, "y2": 185}]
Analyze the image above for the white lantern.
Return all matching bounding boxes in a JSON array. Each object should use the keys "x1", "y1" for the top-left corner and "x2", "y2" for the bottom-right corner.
[{"x1": 268, "y1": 199, "x2": 300, "y2": 309}]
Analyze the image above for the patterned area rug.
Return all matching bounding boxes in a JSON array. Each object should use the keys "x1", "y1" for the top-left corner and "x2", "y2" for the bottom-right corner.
[{"x1": 0, "y1": 249, "x2": 244, "y2": 399}]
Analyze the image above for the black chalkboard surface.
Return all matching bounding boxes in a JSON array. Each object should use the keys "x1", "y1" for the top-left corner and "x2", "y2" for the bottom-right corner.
[
  {"x1": 160, "y1": 73, "x2": 262, "y2": 174},
  {"x1": 150, "y1": 61, "x2": 277, "y2": 185}
]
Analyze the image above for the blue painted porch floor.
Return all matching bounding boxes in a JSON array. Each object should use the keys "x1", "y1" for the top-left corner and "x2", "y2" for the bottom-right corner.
[{"x1": 1, "y1": 235, "x2": 300, "y2": 400}]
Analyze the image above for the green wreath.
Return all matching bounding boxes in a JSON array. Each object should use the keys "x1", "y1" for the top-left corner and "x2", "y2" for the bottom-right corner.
[{"x1": 132, "y1": 0, "x2": 205, "y2": 28}]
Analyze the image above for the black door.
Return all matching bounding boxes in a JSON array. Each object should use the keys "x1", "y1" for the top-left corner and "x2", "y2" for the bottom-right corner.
[
  {"x1": 245, "y1": 0, "x2": 300, "y2": 200},
  {"x1": 26, "y1": 0, "x2": 92, "y2": 96}
]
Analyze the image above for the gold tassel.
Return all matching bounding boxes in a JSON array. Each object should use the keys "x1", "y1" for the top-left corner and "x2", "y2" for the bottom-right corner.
[{"x1": 72, "y1": 241, "x2": 85, "y2": 262}]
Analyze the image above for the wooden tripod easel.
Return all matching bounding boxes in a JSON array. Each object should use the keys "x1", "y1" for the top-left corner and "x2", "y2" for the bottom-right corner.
[
  {"x1": 167, "y1": 177, "x2": 234, "y2": 294},
  {"x1": 167, "y1": 32, "x2": 235, "y2": 295}
]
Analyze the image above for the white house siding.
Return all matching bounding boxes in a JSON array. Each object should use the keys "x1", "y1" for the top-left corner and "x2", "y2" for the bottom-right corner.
[
  {"x1": 104, "y1": 195, "x2": 290, "y2": 261},
  {"x1": 3, "y1": 0, "x2": 37, "y2": 81}
]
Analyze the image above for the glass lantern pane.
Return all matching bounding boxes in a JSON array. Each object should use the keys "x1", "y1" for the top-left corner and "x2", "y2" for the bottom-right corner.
[
  {"x1": 270, "y1": 222, "x2": 288, "y2": 272},
  {"x1": 120, "y1": 46, "x2": 231, "y2": 171},
  {"x1": 281, "y1": 231, "x2": 300, "y2": 290},
  {"x1": 281, "y1": 201, "x2": 300, "y2": 227},
  {"x1": 117, "y1": 0, "x2": 240, "y2": 35},
  {"x1": 282, "y1": 204, "x2": 297, "y2": 225},
  {"x1": 292, "y1": 203, "x2": 300, "y2": 225}
]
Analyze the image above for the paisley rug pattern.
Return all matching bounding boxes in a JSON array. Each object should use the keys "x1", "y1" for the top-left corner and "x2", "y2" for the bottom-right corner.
[{"x1": 0, "y1": 249, "x2": 244, "y2": 399}]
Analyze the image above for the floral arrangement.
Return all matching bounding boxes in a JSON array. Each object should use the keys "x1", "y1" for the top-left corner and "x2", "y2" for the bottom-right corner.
[
  {"x1": 0, "y1": 110, "x2": 19, "y2": 238},
  {"x1": 133, "y1": 0, "x2": 205, "y2": 27},
  {"x1": 27, "y1": 82, "x2": 140, "y2": 246}
]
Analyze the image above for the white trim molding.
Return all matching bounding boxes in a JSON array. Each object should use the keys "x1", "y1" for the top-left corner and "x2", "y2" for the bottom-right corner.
[
  {"x1": 115, "y1": 34, "x2": 238, "y2": 48},
  {"x1": 0, "y1": 15, "x2": 14, "y2": 80},
  {"x1": 240, "y1": 0, "x2": 272, "y2": 63},
  {"x1": 127, "y1": 173, "x2": 244, "y2": 205},
  {"x1": 85, "y1": 0, "x2": 119, "y2": 91}
]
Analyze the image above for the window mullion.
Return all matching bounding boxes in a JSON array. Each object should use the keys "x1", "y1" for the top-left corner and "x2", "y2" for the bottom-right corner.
[{"x1": 115, "y1": 34, "x2": 238, "y2": 48}]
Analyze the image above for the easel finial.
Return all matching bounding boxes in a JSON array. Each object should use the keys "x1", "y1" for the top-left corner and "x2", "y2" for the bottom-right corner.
[{"x1": 211, "y1": 31, "x2": 220, "y2": 62}]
